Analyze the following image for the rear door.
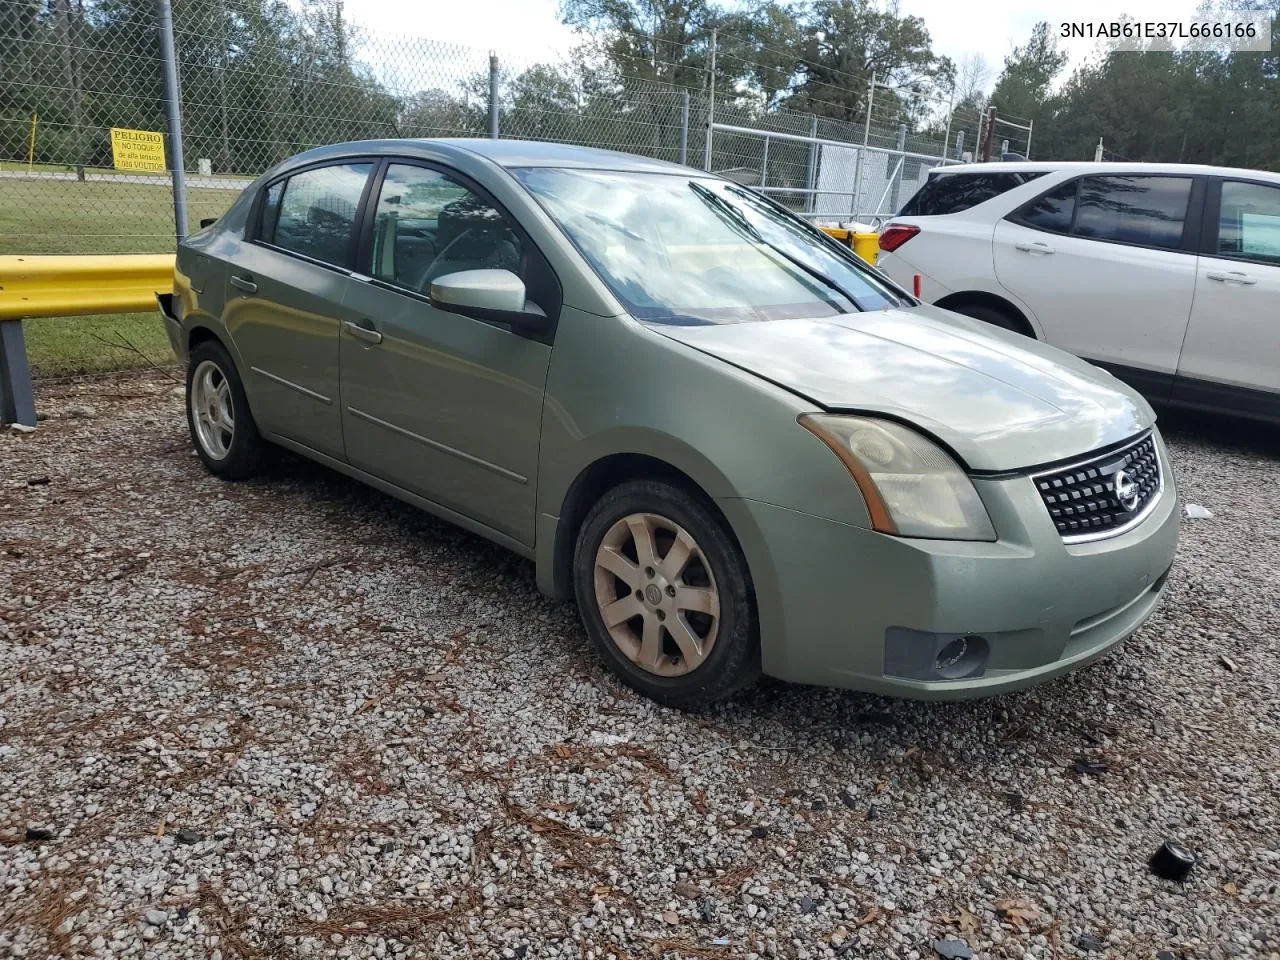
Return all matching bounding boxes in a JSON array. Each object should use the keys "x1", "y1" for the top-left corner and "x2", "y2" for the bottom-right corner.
[
  {"x1": 1174, "y1": 177, "x2": 1280, "y2": 417},
  {"x1": 338, "y1": 160, "x2": 558, "y2": 545},
  {"x1": 992, "y1": 174, "x2": 1203, "y2": 398},
  {"x1": 226, "y1": 160, "x2": 374, "y2": 459}
]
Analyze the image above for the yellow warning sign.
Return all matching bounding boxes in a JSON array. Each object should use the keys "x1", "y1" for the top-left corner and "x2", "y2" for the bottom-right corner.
[{"x1": 109, "y1": 127, "x2": 167, "y2": 173}]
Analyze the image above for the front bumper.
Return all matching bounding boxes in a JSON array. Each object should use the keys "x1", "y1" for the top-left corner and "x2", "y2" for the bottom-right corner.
[{"x1": 719, "y1": 433, "x2": 1179, "y2": 699}]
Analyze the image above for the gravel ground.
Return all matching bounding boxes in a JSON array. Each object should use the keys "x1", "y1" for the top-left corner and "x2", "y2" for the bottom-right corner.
[{"x1": 2, "y1": 371, "x2": 1278, "y2": 960}]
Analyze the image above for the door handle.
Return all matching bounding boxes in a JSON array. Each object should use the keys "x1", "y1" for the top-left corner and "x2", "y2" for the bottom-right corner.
[
  {"x1": 229, "y1": 274, "x2": 257, "y2": 294},
  {"x1": 343, "y1": 320, "x2": 383, "y2": 345},
  {"x1": 1014, "y1": 241, "x2": 1054, "y2": 255},
  {"x1": 1205, "y1": 270, "x2": 1257, "y2": 285}
]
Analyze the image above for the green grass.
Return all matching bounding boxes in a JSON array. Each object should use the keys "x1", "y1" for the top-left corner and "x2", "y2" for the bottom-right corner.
[
  {"x1": 0, "y1": 177, "x2": 242, "y2": 376},
  {"x1": 23, "y1": 313, "x2": 175, "y2": 378}
]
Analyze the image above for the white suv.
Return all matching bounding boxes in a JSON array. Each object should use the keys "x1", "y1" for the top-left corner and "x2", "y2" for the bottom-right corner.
[{"x1": 877, "y1": 161, "x2": 1280, "y2": 422}]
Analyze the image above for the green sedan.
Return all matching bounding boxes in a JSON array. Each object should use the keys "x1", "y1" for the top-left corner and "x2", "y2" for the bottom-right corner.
[{"x1": 161, "y1": 139, "x2": 1178, "y2": 709}]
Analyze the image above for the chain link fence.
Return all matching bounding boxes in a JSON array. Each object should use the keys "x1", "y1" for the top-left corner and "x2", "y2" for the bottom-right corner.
[{"x1": 0, "y1": 4, "x2": 1031, "y2": 376}]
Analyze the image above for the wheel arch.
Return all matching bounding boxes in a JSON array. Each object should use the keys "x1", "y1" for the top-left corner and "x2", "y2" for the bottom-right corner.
[
  {"x1": 544, "y1": 450, "x2": 745, "y2": 603},
  {"x1": 934, "y1": 290, "x2": 1037, "y2": 338}
]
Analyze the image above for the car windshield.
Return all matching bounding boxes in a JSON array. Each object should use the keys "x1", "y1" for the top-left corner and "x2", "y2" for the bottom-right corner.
[{"x1": 514, "y1": 167, "x2": 906, "y2": 324}]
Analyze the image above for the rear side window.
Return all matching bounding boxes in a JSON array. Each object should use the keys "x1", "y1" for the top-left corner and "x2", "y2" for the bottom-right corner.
[
  {"x1": 263, "y1": 162, "x2": 373, "y2": 266},
  {"x1": 1074, "y1": 176, "x2": 1192, "y2": 250},
  {"x1": 1216, "y1": 180, "x2": 1280, "y2": 265},
  {"x1": 1012, "y1": 180, "x2": 1077, "y2": 233},
  {"x1": 898, "y1": 172, "x2": 1043, "y2": 216}
]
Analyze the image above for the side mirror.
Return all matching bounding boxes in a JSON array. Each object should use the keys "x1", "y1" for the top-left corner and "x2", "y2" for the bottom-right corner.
[
  {"x1": 428, "y1": 269, "x2": 548, "y2": 333},
  {"x1": 199, "y1": 216, "x2": 218, "y2": 228}
]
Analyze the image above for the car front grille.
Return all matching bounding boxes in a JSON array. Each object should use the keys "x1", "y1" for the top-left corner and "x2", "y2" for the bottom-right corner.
[{"x1": 1033, "y1": 433, "x2": 1162, "y2": 542}]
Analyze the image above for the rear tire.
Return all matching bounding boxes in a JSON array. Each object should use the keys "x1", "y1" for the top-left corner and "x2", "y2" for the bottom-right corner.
[
  {"x1": 186, "y1": 339, "x2": 264, "y2": 481},
  {"x1": 573, "y1": 479, "x2": 760, "y2": 710},
  {"x1": 951, "y1": 302, "x2": 1027, "y2": 336}
]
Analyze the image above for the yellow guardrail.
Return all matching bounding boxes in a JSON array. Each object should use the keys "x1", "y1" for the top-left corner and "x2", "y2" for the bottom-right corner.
[
  {"x1": 820, "y1": 227, "x2": 879, "y2": 265},
  {"x1": 0, "y1": 254, "x2": 175, "y2": 321}
]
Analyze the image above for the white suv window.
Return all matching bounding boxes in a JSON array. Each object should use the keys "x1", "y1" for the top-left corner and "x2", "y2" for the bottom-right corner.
[
  {"x1": 1011, "y1": 175, "x2": 1193, "y2": 252},
  {"x1": 1074, "y1": 176, "x2": 1191, "y2": 250},
  {"x1": 1217, "y1": 181, "x2": 1280, "y2": 265}
]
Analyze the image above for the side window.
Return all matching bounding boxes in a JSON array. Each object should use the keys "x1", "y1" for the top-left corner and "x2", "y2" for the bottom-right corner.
[
  {"x1": 1073, "y1": 175, "x2": 1192, "y2": 250},
  {"x1": 266, "y1": 162, "x2": 372, "y2": 266},
  {"x1": 370, "y1": 163, "x2": 522, "y2": 294},
  {"x1": 900, "y1": 172, "x2": 1043, "y2": 216},
  {"x1": 1216, "y1": 180, "x2": 1280, "y2": 265},
  {"x1": 1010, "y1": 179, "x2": 1078, "y2": 234}
]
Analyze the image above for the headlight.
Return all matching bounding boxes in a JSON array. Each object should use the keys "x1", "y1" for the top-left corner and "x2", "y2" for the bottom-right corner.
[{"x1": 799, "y1": 414, "x2": 996, "y2": 541}]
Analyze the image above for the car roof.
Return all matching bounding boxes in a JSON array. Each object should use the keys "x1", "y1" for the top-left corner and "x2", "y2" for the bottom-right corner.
[
  {"x1": 279, "y1": 137, "x2": 696, "y2": 176},
  {"x1": 928, "y1": 160, "x2": 1280, "y2": 183}
]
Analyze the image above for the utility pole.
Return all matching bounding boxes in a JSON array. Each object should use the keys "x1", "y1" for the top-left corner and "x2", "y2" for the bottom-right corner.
[{"x1": 981, "y1": 105, "x2": 996, "y2": 162}]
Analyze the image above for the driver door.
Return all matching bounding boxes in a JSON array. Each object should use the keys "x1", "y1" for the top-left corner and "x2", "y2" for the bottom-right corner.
[{"x1": 338, "y1": 160, "x2": 557, "y2": 546}]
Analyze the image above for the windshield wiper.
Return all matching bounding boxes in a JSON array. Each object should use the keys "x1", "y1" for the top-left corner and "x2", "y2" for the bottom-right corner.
[{"x1": 688, "y1": 181, "x2": 861, "y2": 312}]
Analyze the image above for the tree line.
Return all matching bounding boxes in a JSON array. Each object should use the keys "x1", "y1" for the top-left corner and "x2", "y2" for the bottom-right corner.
[{"x1": 1, "y1": 0, "x2": 1276, "y2": 176}]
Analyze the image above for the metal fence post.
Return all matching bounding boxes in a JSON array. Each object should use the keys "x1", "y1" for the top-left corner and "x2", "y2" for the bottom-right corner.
[
  {"x1": 888, "y1": 122, "x2": 906, "y2": 212},
  {"x1": 760, "y1": 136, "x2": 769, "y2": 187},
  {"x1": 488, "y1": 54, "x2": 499, "y2": 139},
  {"x1": 1025, "y1": 118, "x2": 1035, "y2": 159},
  {"x1": 805, "y1": 115, "x2": 818, "y2": 213},
  {"x1": 154, "y1": 0, "x2": 187, "y2": 241},
  {"x1": 849, "y1": 70, "x2": 874, "y2": 222},
  {"x1": 0, "y1": 319, "x2": 37, "y2": 428},
  {"x1": 679, "y1": 91, "x2": 689, "y2": 165},
  {"x1": 702, "y1": 29, "x2": 716, "y2": 171}
]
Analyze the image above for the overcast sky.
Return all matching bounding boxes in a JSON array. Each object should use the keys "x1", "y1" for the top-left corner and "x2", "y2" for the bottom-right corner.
[{"x1": 348, "y1": 0, "x2": 1209, "y2": 91}]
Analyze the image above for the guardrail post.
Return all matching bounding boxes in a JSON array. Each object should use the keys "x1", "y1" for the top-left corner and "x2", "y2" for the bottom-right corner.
[
  {"x1": 155, "y1": 0, "x2": 188, "y2": 241},
  {"x1": 888, "y1": 122, "x2": 906, "y2": 212},
  {"x1": 0, "y1": 320, "x2": 36, "y2": 428}
]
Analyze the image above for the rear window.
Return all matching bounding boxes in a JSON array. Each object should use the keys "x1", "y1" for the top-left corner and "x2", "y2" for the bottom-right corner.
[
  {"x1": 1074, "y1": 176, "x2": 1192, "y2": 249},
  {"x1": 898, "y1": 172, "x2": 1044, "y2": 216},
  {"x1": 262, "y1": 162, "x2": 373, "y2": 267},
  {"x1": 1010, "y1": 175, "x2": 1193, "y2": 251}
]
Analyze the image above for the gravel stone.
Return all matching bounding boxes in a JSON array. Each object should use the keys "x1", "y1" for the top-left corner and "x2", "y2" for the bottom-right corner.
[{"x1": 1, "y1": 372, "x2": 1278, "y2": 960}]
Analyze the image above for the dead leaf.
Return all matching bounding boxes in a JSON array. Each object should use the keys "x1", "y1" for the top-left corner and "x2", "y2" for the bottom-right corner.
[
  {"x1": 959, "y1": 907, "x2": 979, "y2": 936},
  {"x1": 356, "y1": 697, "x2": 379, "y2": 715},
  {"x1": 856, "y1": 905, "x2": 881, "y2": 926},
  {"x1": 542, "y1": 802, "x2": 575, "y2": 813},
  {"x1": 675, "y1": 880, "x2": 700, "y2": 899},
  {"x1": 1223, "y1": 881, "x2": 1240, "y2": 896},
  {"x1": 551, "y1": 744, "x2": 574, "y2": 759},
  {"x1": 591, "y1": 884, "x2": 612, "y2": 896},
  {"x1": 155, "y1": 818, "x2": 166, "y2": 838},
  {"x1": 662, "y1": 910, "x2": 680, "y2": 925},
  {"x1": 996, "y1": 897, "x2": 1041, "y2": 930}
]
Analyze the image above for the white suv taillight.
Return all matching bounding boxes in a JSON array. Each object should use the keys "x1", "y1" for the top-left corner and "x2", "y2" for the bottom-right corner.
[{"x1": 878, "y1": 223, "x2": 920, "y2": 253}]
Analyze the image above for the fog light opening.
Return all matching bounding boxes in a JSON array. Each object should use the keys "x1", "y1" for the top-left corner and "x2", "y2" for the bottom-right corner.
[{"x1": 934, "y1": 634, "x2": 989, "y2": 680}]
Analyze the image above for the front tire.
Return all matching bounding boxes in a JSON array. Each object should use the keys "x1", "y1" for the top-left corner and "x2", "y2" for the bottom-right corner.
[
  {"x1": 573, "y1": 479, "x2": 760, "y2": 709},
  {"x1": 186, "y1": 339, "x2": 264, "y2": 481}
]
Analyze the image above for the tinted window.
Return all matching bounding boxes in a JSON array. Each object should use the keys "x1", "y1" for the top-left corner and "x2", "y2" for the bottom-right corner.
[
  {"x1": 370, "y1": 164, "x2": 521, "y2": 293},
  {"x1": 1012, "y1": 179, "x2": 1077, "y2": 233},
  {"x1": 899, "y1": 172, "x2": 1043, "y2": 216},
  {"x1": 1073, "y1": 175, "x2": 1191, "y2": 250},
  {"x1": 1217, "y1": 180, "x2": 1280, "y2": 265},
  {"x1": 268, "y1": 162, "x2": 372, "y2": 266}
]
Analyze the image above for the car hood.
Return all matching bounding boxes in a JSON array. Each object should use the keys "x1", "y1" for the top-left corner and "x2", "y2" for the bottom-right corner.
[{"x1": 647, "y1": 305, "x2": 1155, "y2": 472}]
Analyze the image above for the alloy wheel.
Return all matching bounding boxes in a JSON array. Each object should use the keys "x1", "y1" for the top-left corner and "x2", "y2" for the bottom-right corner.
[
  {"x1": 190, "y1": 359, "x2": 235, "y2": 460},
  {"x1": 592, "y1": 512, "x2": 721, "y2": 677}
]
